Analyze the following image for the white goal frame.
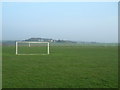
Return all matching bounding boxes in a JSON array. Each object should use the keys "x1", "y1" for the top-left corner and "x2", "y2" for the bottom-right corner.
[{"x1": 16, "y1": 41, "x2": 50, "y2": 55}]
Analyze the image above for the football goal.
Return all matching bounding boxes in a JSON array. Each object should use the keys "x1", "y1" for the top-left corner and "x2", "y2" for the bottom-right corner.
[{"x1": 16, "y1": 41, "x2": 50, "y2": 55}]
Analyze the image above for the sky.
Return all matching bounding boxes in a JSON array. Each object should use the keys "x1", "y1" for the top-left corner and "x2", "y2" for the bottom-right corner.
[
  {"x1": 0, "y1": 2, "x2": 2, "y2": 41},
  {"x1": 2, "y1": 2, "x2": 118, "y2": 43}
]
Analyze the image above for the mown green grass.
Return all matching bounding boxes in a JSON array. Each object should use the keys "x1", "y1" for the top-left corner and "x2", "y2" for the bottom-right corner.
[
  {"x1": 0, "y1": 46, "x2": 2, "y2": 89},
  {"x1": 2, "y1": 45, "x2": 118, "y2": 88},
  {"x1": 18, "y1": 46, "x2": 47, "y2": 54}
]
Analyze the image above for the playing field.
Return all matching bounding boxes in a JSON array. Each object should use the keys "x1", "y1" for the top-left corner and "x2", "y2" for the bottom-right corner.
[{"x1": 2, "y1": 44, "x2": 118, "y2": 88}]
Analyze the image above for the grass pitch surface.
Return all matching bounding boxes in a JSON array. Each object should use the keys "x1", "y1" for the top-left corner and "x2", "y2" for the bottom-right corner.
[{"x1": 2, "y1": 45, "x2": 118, "y2": 88}]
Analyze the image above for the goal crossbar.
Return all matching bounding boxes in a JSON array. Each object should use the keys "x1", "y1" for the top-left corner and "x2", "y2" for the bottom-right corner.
[
  {"x1": 16, "y1": 41, "x2": 49, "y2": 43},
  {"x1": 16, "y1": 41, "x2": 50, "y2": 55}
]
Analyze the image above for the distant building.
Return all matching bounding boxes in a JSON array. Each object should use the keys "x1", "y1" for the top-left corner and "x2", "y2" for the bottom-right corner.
[
  {"x1": 25, "y1": 38, "x2": 54, "y2": 42},
  {"x1": 24, "y1": 37, "x2": 76, "y2": 43}
]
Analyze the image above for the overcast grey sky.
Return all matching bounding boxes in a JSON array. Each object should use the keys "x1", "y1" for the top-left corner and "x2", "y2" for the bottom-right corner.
[{"x1": 2, "y1": 2, "x2": 118, "y2": 42}]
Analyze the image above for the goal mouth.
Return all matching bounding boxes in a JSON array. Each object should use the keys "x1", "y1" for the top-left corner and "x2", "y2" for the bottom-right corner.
[{"x1": 16, "y1": 41, "x2": 50, "y2": 55}]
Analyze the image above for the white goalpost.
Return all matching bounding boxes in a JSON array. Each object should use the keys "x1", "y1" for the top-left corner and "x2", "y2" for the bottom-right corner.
[{"x1": 16, "y1": 41, "x2": 50, "y2": 55}]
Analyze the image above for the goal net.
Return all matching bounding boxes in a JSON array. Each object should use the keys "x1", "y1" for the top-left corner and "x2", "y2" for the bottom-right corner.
[{"x1": 16, "y1": 41, "x2": 49, "y2": 55}]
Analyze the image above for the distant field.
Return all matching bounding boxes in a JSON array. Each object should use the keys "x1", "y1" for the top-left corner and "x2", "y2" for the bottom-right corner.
[{"x1": 2, "y1": 44, "x2": 118, "y2": 88}]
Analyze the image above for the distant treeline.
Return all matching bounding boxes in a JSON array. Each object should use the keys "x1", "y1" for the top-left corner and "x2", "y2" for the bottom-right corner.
[{"x1": 2, "y1": 40, "x2": 118, "y2": 46}]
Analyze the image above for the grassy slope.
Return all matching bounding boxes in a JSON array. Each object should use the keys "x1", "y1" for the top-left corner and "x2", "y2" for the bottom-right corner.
[{"x1": 2, "y1": 45, "x2": 118, "y2": 88}]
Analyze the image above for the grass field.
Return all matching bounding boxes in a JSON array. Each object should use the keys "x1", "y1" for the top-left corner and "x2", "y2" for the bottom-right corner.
[
  {"x1": 0, "y1": 45, "x2": 2, "y2": 89},
  {"x1": 2, "y1": 44, "x2": 118, "y2": 88}
]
